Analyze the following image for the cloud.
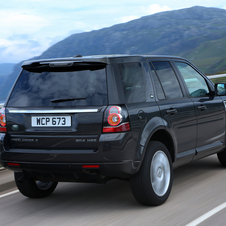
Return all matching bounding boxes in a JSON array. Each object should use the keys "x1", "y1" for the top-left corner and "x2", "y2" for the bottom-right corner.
[
  {"x1": 0, "y1": 3, "x2": 172, "y2": 63},
  {"x1": 0, "y1": 8, "x2": 55, "y2": 63},
  {"x1": 0, "y1": 10, "x2": 50, "y2": 37},
  {"x1": 0, "y1": 36, "x2": 48, "y2": 63},
  {"x1": 117, "y1": 4, "x2": 171, "y2": 25},
  {"x1": 115, "y1": 3, "x2": 172, "y2": 24},
  {"x1": 119, "y1": 16, "x2": 140, "y2": 23},
  {"x1": 0, "y1": 39, "x2": 12, "y2": 47},
  {"x1": 141, "y1": 4, "x2": 172, "y2": 15},
  {"x1": 8, "y1": 34, "x2": 31, "y2": 41}
]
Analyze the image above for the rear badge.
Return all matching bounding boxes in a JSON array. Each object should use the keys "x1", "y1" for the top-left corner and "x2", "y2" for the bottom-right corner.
[{"x1": 12, "y1": 125, "x2": 19, "y2": 131}]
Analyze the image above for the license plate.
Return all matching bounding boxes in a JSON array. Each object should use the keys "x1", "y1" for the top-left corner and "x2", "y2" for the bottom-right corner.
[{"x1": 31, "y1": 116, "x2": 71, "y2": 127}]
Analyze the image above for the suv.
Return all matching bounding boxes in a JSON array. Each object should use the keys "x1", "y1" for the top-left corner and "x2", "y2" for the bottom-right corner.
[{"x1": 1, "y1": 55, "x2": 226, "y2": 206}]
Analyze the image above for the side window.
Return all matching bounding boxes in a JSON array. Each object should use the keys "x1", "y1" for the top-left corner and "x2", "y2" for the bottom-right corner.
[
  {"x1": 149, "y1": 63, "x2": 165, "y2": 100},
  {"x1": 151, "y1": 61, "x2": 183, "y2": 99},
  {"x1": 175, "y1": 62, "x2": 210, "y2": 97},
  {"x1": 118, "y1": 62, "x2": 146, "y2": 103}
]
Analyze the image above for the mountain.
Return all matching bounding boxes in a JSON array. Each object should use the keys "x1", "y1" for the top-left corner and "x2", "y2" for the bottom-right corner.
[
  {"x1": 0, "y1": 63, "x2": 16, "y2": 76},
  {"x1": 1, "y1": 6, "x2": 226, "y2": 101},
  {"x1": 0, "y1": 63, "x2": 16, "y2": 96},
  {"x1": 39, "y1": 6, "x2": 226, "y2": 74}
]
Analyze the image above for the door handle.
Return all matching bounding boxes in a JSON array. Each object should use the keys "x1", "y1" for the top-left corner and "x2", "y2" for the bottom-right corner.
[
  {"x1": 166, "y1": 108, "x2": 177, "y2": 115},
  {"x1": 197, "y1": 105, "x2": 207, "y2": 111}
]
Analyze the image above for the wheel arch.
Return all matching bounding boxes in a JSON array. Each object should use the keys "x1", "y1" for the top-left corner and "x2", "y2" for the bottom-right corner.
[
  {"x1": 140, "y1": 129, "x2": 176, "y2": 164},
  {"x1": 149, "y1": 129, "x2": 175, "y2": 163}
]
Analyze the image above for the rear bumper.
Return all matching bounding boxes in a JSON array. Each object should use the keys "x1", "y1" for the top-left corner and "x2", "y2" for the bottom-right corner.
[
  {"x1": 2, "y1": 161, "x2": 141, "y2": 183},
  {"x1": 0, "y1": 132, "x2": 142, "y2": 182}
]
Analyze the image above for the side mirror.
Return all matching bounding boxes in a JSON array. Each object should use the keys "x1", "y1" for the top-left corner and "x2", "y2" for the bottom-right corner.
[{"x1": 215, "y1": 83, "x2": 226, "y2": 96}]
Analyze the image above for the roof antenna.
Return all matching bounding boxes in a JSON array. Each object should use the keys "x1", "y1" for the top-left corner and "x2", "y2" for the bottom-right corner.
[{"x1": 74, "y1": 54, "x2": 82, "y2": 57}]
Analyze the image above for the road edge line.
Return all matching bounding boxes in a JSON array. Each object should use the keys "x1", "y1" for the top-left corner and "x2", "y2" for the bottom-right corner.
[
  {"x1": 0, "y1": 190, "x2": 19, "y2": 199},
  {"x1": 186, "y1": 202, "x2": 226, "y2": 226}
]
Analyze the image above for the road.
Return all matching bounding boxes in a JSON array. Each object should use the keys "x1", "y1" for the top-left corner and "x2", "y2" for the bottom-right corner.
[{"x1": 1, "y1": 155, "x2": 226, "y2": 226}]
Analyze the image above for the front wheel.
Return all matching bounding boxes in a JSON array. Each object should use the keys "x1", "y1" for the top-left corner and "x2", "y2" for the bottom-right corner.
[
  {"x1": 14, "y1": 172, "x2": 58, "y2": 198},
  {"x1": 130, "y1": 141, "x2": 173, "y2": 206}
]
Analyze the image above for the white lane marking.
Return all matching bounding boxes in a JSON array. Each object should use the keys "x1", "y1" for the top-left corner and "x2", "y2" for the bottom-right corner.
[
  {"x1": 0, "y1": 190, "x2": 19, "y2": 199},
  {"x1": 186, "y1": 202, "x2": 226, "y2": 226}
]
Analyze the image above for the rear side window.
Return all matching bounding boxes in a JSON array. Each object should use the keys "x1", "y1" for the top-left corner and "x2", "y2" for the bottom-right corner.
[
  {"x1": 149, "y1": 63, "x2": 165, "y2": 100},
  {"x1": 116, "y1": 63, "x2": 146, "y2": 103},
  {"x1": 7, "y1": 67, "x2": 108, "y2": 107},
  {"x1": 151, "y1": 61, "x2": 183, "y2": 99}
]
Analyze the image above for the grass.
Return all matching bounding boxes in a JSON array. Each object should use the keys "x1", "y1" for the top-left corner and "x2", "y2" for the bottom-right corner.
[{"x1": 209, "y1": 76, "x2": 226, "y2": 84}]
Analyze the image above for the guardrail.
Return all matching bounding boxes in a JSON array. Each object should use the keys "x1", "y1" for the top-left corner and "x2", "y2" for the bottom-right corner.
[{"x1": 207, "y1": 74, "x2": 226, "y2": 79}]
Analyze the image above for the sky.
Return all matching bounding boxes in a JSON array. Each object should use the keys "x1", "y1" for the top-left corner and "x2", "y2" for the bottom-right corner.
[{"x1": 0, "y1": 0, "x2": 226, "y2": 64}]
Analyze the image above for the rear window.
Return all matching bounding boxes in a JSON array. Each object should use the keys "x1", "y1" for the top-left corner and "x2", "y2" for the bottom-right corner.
[{"x1": 7, "y1": 66, "x2": 108, "y2": 107}]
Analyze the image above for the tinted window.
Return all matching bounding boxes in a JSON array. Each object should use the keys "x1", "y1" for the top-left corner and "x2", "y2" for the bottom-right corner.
[
  {"x1": 175, "y1": 62, "x2": 210, "y2": 97},
  {"x1": 149, "y1": 63, "x2": 165, "y2": 100},
  {"x1": 118, "y1": 63, "x2": 146, "y2": 103},
  {"x1": 152, "y1": 61, "x2": 183, "y2": 99},
  {"x1": 8, "y1": 67, "x2": 108, "y2": 107}
]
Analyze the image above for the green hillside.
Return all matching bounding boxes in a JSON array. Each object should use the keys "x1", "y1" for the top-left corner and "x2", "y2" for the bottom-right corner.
[{"x1": 182, "y1": 34, "x2": 226, "y2": 74}]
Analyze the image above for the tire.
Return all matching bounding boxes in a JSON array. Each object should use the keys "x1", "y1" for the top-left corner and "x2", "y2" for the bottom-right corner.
[
  {"x1": 130, "y1": 141, "x2": 173, "y2": 206},
  {"x1": 14, "y1": 172, "x2": 58, "y2": 198},
  {"x1": 217, "y1": 149, "x2": 226, "y2": 167}
]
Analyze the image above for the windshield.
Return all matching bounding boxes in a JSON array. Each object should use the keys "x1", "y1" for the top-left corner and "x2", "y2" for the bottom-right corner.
[{"x1": 7, "y1": 67, "x2": 108, "y2": 107}]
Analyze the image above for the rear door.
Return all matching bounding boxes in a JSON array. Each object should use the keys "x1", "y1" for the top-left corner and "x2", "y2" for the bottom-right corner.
[
  {"x1": 147, "y1": 60, "x2": 197, "y2": 166},
  {"x1": 6, "y1": 62, "x2": 108, "y2": 153},
  {"x1": 111, "y1": 61, "x2": 161, "y2": 159}
]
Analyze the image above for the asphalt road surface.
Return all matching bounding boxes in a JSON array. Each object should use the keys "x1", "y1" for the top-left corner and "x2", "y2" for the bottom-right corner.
[{"x1": 1, "y1": 155, "x2": 226, "y2": 226}]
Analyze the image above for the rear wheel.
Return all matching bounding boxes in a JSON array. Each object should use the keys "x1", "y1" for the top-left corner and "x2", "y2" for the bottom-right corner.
[
  {"x1": 14, "y1": 172, "x2": 58, "y2": 198},
  {"x1": 217, "y1": 149, "x2": 226, "y2": 167},
  {"x1": 130, "y1": 141, "x2": 173, "y2": 206}
]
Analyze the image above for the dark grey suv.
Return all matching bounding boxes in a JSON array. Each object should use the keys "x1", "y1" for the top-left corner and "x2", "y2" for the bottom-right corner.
[{"x1": 1, "y1": 55, "x2": 226, "y2": 206}]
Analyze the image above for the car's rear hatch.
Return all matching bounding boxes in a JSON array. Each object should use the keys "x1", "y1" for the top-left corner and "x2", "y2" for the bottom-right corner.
[{"x1": 5, "y1": 60, "x2": 108, "y2": 152}]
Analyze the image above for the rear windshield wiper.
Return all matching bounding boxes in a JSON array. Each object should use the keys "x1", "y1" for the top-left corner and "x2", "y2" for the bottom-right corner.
[{"x1": 51, "y1": 97, "x2": 86, "y2": 103}]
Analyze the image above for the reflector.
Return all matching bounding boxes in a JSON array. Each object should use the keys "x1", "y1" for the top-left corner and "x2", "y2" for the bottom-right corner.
[
  {"x1": 7, "y1": 163, "x2": 20, "y2": 166},
  {"x1": 82, "y1": 165, "x2": 100, "y2": 168},
  {"x1": 103, "y1": 122, "x2": 130, "y2": 133}
]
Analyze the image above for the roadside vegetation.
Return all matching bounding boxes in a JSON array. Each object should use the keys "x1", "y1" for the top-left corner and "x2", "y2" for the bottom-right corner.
[{"x1": 209, "y1": 75, "x2": 226, "y2": 84}]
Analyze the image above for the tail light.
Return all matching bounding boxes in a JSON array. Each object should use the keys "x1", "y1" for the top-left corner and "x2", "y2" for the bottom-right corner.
[
  {"x1": 103, "y1": 106, "x2": 130, "y2": 133},
  {"x1": 0, "y1": 107, "x2": 7, "y2": 132}
]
